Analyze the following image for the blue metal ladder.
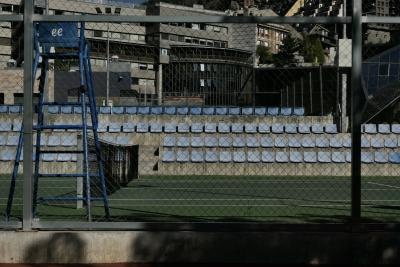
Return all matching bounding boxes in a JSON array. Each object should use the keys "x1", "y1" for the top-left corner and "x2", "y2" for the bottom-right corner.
[{"x1": 6, "y1": 22, "x2": 110, "y2": 221}]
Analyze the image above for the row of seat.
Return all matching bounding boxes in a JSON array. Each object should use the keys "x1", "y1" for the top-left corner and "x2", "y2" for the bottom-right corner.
[
  {"x1": 162, "y1": 135, "x2": 400, "y2": 149},
  {"x1": 162, "y1": 150, "x2": 400, "y2": 164},
  {"x1": 0, "y1": 105, "x2": 306, "y2": 116},
  {"x1": 0, "y1": 151, "x2": 77, "y2": 162},
  {"x1": 0, "y1": 135, "x2": 77, "y2": 147}
]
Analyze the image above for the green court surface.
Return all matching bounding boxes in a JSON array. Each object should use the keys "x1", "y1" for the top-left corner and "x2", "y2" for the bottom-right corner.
[{"x1": 1, "y1": 175, "x2": 400, "y2": 223}]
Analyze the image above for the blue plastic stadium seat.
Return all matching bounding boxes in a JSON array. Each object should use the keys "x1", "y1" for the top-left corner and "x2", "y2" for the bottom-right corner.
[
  {"x1": 318, "y1": 152, "x2": 331, "y2": 163},
  {"x1": 191, "y1": 136, "x2": 204, "y2": 147},
  {"x1": 150, "y1": 123, "x2": 163, "y2": 133},
  {"x1": 13, "y1": 122, "x2": 22, "y2": 132},
  {"x1": 233, "y1": 151, "x2": 246, "y2": 163},
  {"x1": 261, "y1": 136, "x2": 274, "y2": 148},
  {"x1": 267, "y1": 107, "x2": 279, "y2": 116},
  {"x1": 0, "y1": 122, "x2": 12, "y2": 132},
  {"x1": 150, "y1": 106, "x2": 163, "y2": 115},
  {"x1": 97, "y1": 122, "x2": 108, "y2": 133},
  {"x1": 109, "y1": 123, "x2": 121, "y2": 133},
  {"x1": 60, "y1": 105, "x2": 73, "y2": 114},
  {"x1": 293, "y1": 107, "x2": 305, "y2": 116},
  {"x1": 163, "y1": 136, "x2": 176, "y2": 147},
  {"x1": 191, "y1": 150, "x2": 204, "y2": 163},
  {"x1": 231, "y1": 123, "x2": 244, "y2": 133},
  {"x1": 241, "y1": 107, "x2": 253, "y2": 116},
  {"x1": 246, "y1": 136, "x2": 260, "y2": 148},
  {"x1": 177, "y1": 107, "x2": 189, "y2": 115},
  {"x1": 262, "y1": 151, "x2": 275, "y2": 163},
  {"x1": 177, "y1": 137, "x2": 190, "y2": 147},
  {"x1": 215, "y1": 107, "x2": 228, "y2": 115},
  {"x1": 0, "y1": 105, "x2": 8, "y2": 113},
  {"x1": 375, "y1": 152, "x2": 388, "y2": 164},
  {"x1": 190, "y1": 107, "x2": 202, "y2": 115},
  {"x1": 371, "y1": 137, "x2": 384, "y2": 148},
  {"x1": 205, "y1": 123, "x2": 217, "y2": 133},
  {"x1": 363, "y1": 124, "x2": 377, "y2": 134},
  {"x1": 0, "y1": 151, "x2": 13, "y2": 161},
  {"x1": 332, "y1": 152, "x2": 346, "y2": 163},
  {"x1": 58, "y1": 153, "x2": 73, "y2": 162},
  {"x1": 9, "y1": 106, "x2": 21, "y2": 114},
  {"x1": 219, "y1": 151, "x2": 232, "y2": 163},
  {"x1": 258, "y1": 123, "x2": 270, "y2": 133},
  {"x1": 285, "y1": 124, "x2": 297, "y2": 134},
  {"x1": 205, "y1": 136, "x2": 218, "y2": 148},
  {"x1": 330, "y1": 137, "x2": 343, "y2": 148},
  {"x1": 191, "y1": 123, "x2": 204, "y2": 133},
  {"x1": 42, "y1": 154, "x2": 56, "y2": 162},
  {"x1": 112, "y1": 107, "x2": 125, "y2": 114},
  {"x1": 116, "y1": 136, "x2": 129, "y2": 146},
  {"x1": 271, "y1": 124, "x2": 284, "y2": 134},
  {"x1": 218, "y1": 123, "x2": 230, "y2": 133},
  {"x1": 378, "y1": 124, "x2": 391, "y2": 134},
  {"x1": 162, "y1": 150, "x2": 175, "y2": 163},
  {"x1": 48, "y1": 105, "x2": 60, "y2": 114},
  {"x1": 280, "y1": 107, "x2": 292, "y2": 116},
  {"x1": 0, "y1": 135, "x2": 6, "y2": 146},
  {"x1": 102, "y1": 135, "x2": 115, "y2": 143},
  {"x1": 304, "y1": 152, "x2": 317, "y2": 163},
  {"x1": 203, "y1": 107, "x2": 215, "y2": 115},
  {"x1": 99, "y1": 106, "x2": 111, "y2": 114},
  {"x1": 361, "y1": 136, "x2": 371, "y2": 148},
  {"x1": 178, "y1": 123, "x2": 190, "y2": 133},
  {"x1": 233, "y1": 136, "x2": 245, "y2": 148},
  {"x1": 276, "y1": 152, "x2": 289, "y2": 163},
  {"x1": 164, "y1": 122, "x2": 177, "y2": 133},
  {"x1": 61, "y1": 135, "x2": 77, "y2": 147},
  {"x1": 343, "y1": 136, "x2": 352, "y2": 148},
  {"x1": 298, "y1": 124, "x2": 311, "y2": 134},
  {"x1": 219, "y1": 136, "x2": 233, "y2": 148},
  {"x1": 325, "y1": 124, "x2": 338, "y2": 134},
  {"x1": 254, "y1": 107, "x2": 266, "y2": 116},
  {"x1": 288, "y1": 137, "x2": 301, "y2": 148},
  {"x1": 136, "y1": 122, "x2": 149, "y2": 133},
  {"x1": 290, "y1": 151, "x2": 303, "y2": 163},
  {"x1": 245, "y1": 123, "x2": 257, "y2": 134},
  {"x1": 389, "y1": 152, "x2": 400, "y2": 164},
  {"x1": 316, "y1": 137, "x2": 330, "y2": 148},
  {"x1": 228, "y1": 107, "x2": 241, "y2": 115},
  {"x1": 73, "y1": 106, "x2": 82, "y2": 114},
  {"x1": 137, "y1": 107, "x2": 150, "y2": 115},
  {"x1": 125, "y1": 107, "x2": 137, "y2": 115},
  {"x1": 48, "y1": 136, "x2": 61, "y2": 147},
  {"x1": 392, "y1": 124, "x2": 400, "y2": 134},
  {"x1": 176, "y1": 150, "x2": 190, "y2": 163},
  {"x1": 247, "y1": 150, "x2": 261, "y2": 163},
  {"x1": 33, "y1": 135, "x2": 47, "y2": 146},
  {"x1": 7, "y1": 136, "x2": 19, "y2": 146},
  {"x1": 122, "y1": 123, "x2": 135, "y2": 133},
  {"x1": 302, "y1": 137, "x2": 315, "y2": 148},
  {"x1": 164, "y1": 106, "x2": 176, "y2": 115},
  {"x1": 346, "y1": 152, "x2": 352, "y2": 163},
  {"x1": 361, "y1": 152, "x2": 374, "y2": 164},
  {"x1": 275, "y1": 137, "x2": 288, "y2": 148},
  {"x1": 311, "y1": 124, "x2": 324, "y2": 134},
  {"x1": 205, "y1": 150, "x2": 218, "y2": 163},
  {"x1": 385, "y1": 137, "x2": 397, "y2": 148}
]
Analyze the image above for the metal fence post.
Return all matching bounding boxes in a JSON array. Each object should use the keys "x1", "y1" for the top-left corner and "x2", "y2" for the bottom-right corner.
[
  {"x1": 351, "y1": 0, "x2": 363, "y2": 223},
  {"x1": 23, "y1": 0, "x2": 34, "y2": 231}
]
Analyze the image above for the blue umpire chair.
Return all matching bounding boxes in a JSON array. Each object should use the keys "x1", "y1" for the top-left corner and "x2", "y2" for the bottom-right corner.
[{"x1": 6, "y1": 22, "x2": 110, "y2": 221}]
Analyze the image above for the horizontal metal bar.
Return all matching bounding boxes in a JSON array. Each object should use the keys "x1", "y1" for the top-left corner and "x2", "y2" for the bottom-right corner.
[
  {"x1": 362, "y1": 16, "x2": 400, "y2": 24},
  {"x1": 0, "y1": 221, "x2": 22, "y2": 230},
  {"x1": 0, "y1": 14, "x2": 23, "y2": 22},
  {"x1": 39, "y1": 197, "x2": 103, "y2": 201},
  {"x1": 30, "y1": 221, "x2": 400, "y2": 232},
  {"x1": 33, "y1": 15, "x2": 352, "y2": 24}
]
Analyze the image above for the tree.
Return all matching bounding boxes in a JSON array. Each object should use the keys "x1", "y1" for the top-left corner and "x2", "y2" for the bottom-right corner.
[
  {"x1": 274, "y1": 35, "x2": 301, "y2": 67},
  {"x1": 302, "y1": 35, "x2": 326, "y2": 65},
  {"x1": 256, "y1": 45, "x2": 273, "y2": 64}
]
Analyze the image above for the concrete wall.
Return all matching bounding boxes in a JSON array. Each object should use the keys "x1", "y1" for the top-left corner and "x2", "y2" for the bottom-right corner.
[{"x1": 0, "y1": 230, "x2": 400, "y2": 264}]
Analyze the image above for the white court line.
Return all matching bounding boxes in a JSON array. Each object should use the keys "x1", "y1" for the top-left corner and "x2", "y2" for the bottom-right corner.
[{"x1": 368, "y1": 182, "x2": 400, "y2": 190}]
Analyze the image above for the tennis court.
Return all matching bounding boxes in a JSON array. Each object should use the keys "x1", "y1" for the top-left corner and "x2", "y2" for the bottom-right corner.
[{"x1": 2, "y1": 175, "x2": 400, "y2": 223}]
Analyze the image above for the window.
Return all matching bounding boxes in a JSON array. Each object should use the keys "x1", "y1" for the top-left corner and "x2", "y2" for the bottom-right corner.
[
  {"x1": 120, "y1": 89, "x2": 137, "y2": 97},
  {"x1": 130, "y1": 34, "x2": 139, "y2": 41},
  {"x1": 0, "y1": 93, "x2": 4, "y2": 104},
  {"x1": 379, "y1": 64, "x2": 389, "y2": 76},
  {"x1": 93, "y1": 30, "x2": 102, "y2": 38},
  {"x1": 120, "y1": 33, "x2": 129, "y2": 40},
  {"x1": 138, "y1": 35, "x2": 145, "y2": 41},
  {"x1": 131, "y1": 78, "x2": 139, "y2": 85},
  {"x1": 192, "y1": 24, "x2": 200, "y2": 30},
  {"x1": 139, "y1": 64, "x2": 147, "y2": 70},
  {"x1": 200, "y1": 64, "x2": 205, "y2": 72}
]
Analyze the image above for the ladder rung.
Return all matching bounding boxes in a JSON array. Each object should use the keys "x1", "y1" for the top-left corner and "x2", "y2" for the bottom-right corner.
[
  {"x1": 38, "y1": 174, "x2": 99, "y2": 178},
  {"x1": 40, "y1": 150, "x2": 84, "y2": 154},
  {"x1": 39, "y1": 197, "x2": 104, "y2": 202}
]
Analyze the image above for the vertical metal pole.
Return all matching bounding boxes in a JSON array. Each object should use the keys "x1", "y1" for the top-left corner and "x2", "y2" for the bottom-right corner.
[
  {"x1": 23, "y1": 0, "x2": 34, "y2": 231},
  {"x1": 351, "y1": 0, "x2": 362, "y2": 223},
  {"x1": 106, "y1": 22, "x2": 110, "y2": 106}
]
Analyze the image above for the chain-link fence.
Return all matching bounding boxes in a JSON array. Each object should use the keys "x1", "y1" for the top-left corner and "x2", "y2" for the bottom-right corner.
[{"x1": 0, "y1": 0, "x2": 399, "y2": 228}]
